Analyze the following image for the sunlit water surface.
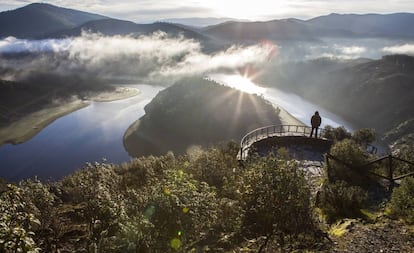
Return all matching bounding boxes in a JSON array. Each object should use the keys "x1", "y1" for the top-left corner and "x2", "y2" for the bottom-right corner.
[{"x1": 209, "y1": 74, "x2": 354, "y2": 129}]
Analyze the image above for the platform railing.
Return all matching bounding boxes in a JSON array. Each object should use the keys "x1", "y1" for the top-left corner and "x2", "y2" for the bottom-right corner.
[{"x1": 239, "y1": 125, "x2": 325, "y2": 160}]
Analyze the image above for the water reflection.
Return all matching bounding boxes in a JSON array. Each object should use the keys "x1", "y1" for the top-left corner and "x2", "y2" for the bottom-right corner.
[
  {"x1": 0, "y1": 85, "x2": 163, "y2": 181},
  {"x1": 210, "y1": 74, "x2": 354, "y2": 130},
  {"x1": 263, "y1": 88, "x2": 354, "y2": 129}
]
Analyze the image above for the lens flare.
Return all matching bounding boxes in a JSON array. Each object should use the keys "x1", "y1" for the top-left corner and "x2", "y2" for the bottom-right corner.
[{"x1": 170, "y1": 238, "x2": 182, "y2": 250}]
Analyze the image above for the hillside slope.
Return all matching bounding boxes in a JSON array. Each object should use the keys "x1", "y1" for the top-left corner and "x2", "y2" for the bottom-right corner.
[
  {"x1": 124, "y1": 77, "x2": 282, "y2": 157},
  {"x1": 43, "y1": 19, "x2": 210, "y2": 41},
  {"x1": 260, "y1": 55, "x2": 414, "y2": 137},
  {"x1": 0, "y1": 3, "x2": 106, "y2": 38}
]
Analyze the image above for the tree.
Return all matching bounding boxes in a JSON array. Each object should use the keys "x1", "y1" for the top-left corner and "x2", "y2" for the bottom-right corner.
[
  {"x1": 322, "y1": 125, "x2": 352, "y2": 142},
  {"x1": 352, "y1": 128, "x2": 376, "y2": 146}
]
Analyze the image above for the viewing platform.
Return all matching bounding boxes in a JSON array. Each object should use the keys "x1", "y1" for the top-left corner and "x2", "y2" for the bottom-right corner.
[{"x1": 238, "y1": 125, "x2": 332, "y2": 161}]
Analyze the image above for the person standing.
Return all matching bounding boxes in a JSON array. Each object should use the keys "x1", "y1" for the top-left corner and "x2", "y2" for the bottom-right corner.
[{"x1": 310, "y1": 111, "x2": 321, "y2": 138}]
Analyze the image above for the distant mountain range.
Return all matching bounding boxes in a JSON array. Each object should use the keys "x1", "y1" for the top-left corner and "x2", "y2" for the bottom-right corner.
[
  {"x1": 1, "y1": 3, "x2": 414, "y2": 43},
  {"x1": 203, "y1": 13, "x2": 414, "y2": 43},
  {"x1": 160, "y1": 17, "x2": 250, "y2": 28}
]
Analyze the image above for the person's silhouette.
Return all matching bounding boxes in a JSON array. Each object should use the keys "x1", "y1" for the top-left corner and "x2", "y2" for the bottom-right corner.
[{"x1": 310, "y1": 111, "x2": 321, "y2": 138}]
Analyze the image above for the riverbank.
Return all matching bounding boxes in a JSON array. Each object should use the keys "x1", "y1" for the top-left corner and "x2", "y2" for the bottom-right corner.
[
  {"x1": 0, "y1": 87, "x2": 140, "y2": 146},
  {"x1": 277, "y1": 105, "x2": 305, "y2": 126}
]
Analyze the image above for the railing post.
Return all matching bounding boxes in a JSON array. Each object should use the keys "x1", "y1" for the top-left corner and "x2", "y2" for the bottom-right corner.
[
  {"x1": 388, "y1": 155, "x2": 394, "y2": 191},
  {"x1": 326, "y1": 154, "x2": 331, "y2": 182},
  {"x1": 240, "y1": 146, "x2": 243, "y2": 160}
]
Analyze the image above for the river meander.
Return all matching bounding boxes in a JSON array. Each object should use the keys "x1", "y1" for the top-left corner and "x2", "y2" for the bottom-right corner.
[{"x1": 0, "y1": 78, "x2": 353, "y2": 181}]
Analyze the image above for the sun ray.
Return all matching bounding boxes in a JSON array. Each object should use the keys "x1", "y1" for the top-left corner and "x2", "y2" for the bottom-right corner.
[{"x1": 211, "y1": 74, "x2": 266, "y2": 95}]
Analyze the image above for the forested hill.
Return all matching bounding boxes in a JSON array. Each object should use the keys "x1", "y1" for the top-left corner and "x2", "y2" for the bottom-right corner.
[
  {"x1": 124, "y1": 77, "x2": 282, "y2": 157},
  {"x1": 260, "y1": 55, "x2": 414, "y2": 139},
  {"x1": 0, "y1": 3, "x2": 106, "y2": 38}
]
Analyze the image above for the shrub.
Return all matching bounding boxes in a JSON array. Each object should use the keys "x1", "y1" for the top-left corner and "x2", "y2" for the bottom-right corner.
[
  {"x1": 326, "y1": 139, "x2": 371, "y2": 187},
  {"x1": 144, "y1": 169, "x2": 219, "y2": 252},
  {"x1": 0, "y1": 184, "x2": 40, "y2": 253},
  {"x1": 240, "y1": 155, "x2": 318, "y2": 250},
  {"x1": 389, "y1": 177, "x2": 414, "y2": 224},
  {"x1": 186, "y1": 141, "x2": 239, "y2": 194},
  {"x1": 322, "y1": 125, "x2": 352, "y2": 142},
  {"x1": 317, "y1": 180, "x2": 368, "y2": 223}
]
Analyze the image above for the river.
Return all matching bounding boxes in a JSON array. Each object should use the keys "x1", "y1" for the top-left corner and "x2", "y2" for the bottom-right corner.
[
  {"x1": 209, "y1": 74, "x2": 354, "y2": 129},
  {"x1": 0, "y1": 77, "x2": 353, "y2": 182},
  {"x1": 0, "y1": 85, "x2": 163, "y2": 181}
]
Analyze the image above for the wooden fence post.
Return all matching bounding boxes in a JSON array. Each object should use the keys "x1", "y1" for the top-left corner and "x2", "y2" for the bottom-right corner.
[
  {"x1": 325, "y1": 154, "x2": 331, "y2": 182},
  {"x1": 388, "y1": 155, "x2": 394, "y2": 191}
]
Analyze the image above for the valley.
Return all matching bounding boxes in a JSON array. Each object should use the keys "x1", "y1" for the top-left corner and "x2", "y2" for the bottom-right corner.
[{"x1": 1, "y1": 2, "x2": 414, "y2": 252}]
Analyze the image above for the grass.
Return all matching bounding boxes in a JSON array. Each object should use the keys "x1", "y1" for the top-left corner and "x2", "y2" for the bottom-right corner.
[{"x1": 328, "y1": 219, "x2": 354, "y2": 237}]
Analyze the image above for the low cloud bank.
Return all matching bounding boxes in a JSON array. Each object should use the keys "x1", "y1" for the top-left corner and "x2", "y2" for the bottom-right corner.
[
  {"x1": 0, "y1": 32, "x2": 276, "y2": 83},
  {"x1": 382, "y1": 44, "x2": 414, "y2": 56},
  {"x1": 305, "y1": 44, "x2": 368, "y2": 60}
]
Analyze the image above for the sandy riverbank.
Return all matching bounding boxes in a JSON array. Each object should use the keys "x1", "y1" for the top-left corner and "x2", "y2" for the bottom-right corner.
[
  {"x1": 0, "y1": 87, "x2": 140, "y2": 146},
  {"x1": 85, "y1": 86, "x2": 140, "y2": 102}
]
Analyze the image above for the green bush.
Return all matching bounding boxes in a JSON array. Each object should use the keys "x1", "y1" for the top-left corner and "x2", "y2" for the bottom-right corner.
[
  {"x1": 389, "y1": 177, "x2": 414, "y2": 224},
  {"x1": 0, "y1": 184, "x2": 40, "y2": 253},
  {"x1": 326, "y1": 139, "x2": 371, "y2": 187},
  {"x1": 240, "y1": 155, "x2": 318, "y2": 250},
  {"x1": 317, "y1": 180, "x2": 368, "y2": 223},
  {"x1": 186, "y1": 141, "x2": 239, "y2": 193},
  {"x1": 145, "y1": 169, "x2": 219, "y2": 252},
  {"x1": 322, "y1": 125, "x2": 352, "y2": 142}
]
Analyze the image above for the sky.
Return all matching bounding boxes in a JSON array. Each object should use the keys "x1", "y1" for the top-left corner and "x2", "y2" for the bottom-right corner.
[{"x1": 0, "y1": 0, "x2": 413, "y2": 23}]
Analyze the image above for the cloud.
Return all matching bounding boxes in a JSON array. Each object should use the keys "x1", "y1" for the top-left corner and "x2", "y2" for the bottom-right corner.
[
  {"x1": 0, "y1": 32, "x2": 276, "y2": 83},
  {"x1": 339, "y1": 46, "x2": 366, "y2": 55},
  {"x1": 382, "y1": 44, "x2": 414, "y2": 55},
  {"x1": 303, "y1": 43, "x2": 368, "y2": 60}
]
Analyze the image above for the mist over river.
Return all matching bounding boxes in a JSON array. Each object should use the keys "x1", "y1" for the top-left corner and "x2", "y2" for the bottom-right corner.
[{"x1": 0, "y1": 77, "x2": 352, "y2": 181}]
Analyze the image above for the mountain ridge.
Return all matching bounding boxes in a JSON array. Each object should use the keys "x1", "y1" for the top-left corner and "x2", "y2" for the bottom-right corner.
[
  {"x1": 1, "y1": 3, "x2": 414, "y2": 41},
  {"x1": 0, "y1": 3, "x2": 106, "y2": 38}
]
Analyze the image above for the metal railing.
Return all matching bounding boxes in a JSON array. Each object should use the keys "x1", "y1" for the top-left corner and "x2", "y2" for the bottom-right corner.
[
  {"x1": 239, "y1": 125, "x2": 325, "y2": 160},
  {"x1": 326, "y1": 153, "x2": 414, "y2": 190}
]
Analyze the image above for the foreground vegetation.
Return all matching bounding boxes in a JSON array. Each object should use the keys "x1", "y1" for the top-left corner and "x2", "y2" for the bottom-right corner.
[
  {"x1": 2, "y1": 127, "x2": 414, "y2": 252},
  {"x1": 1, "y1": 142, "x2": 325, "y2": 252}
]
